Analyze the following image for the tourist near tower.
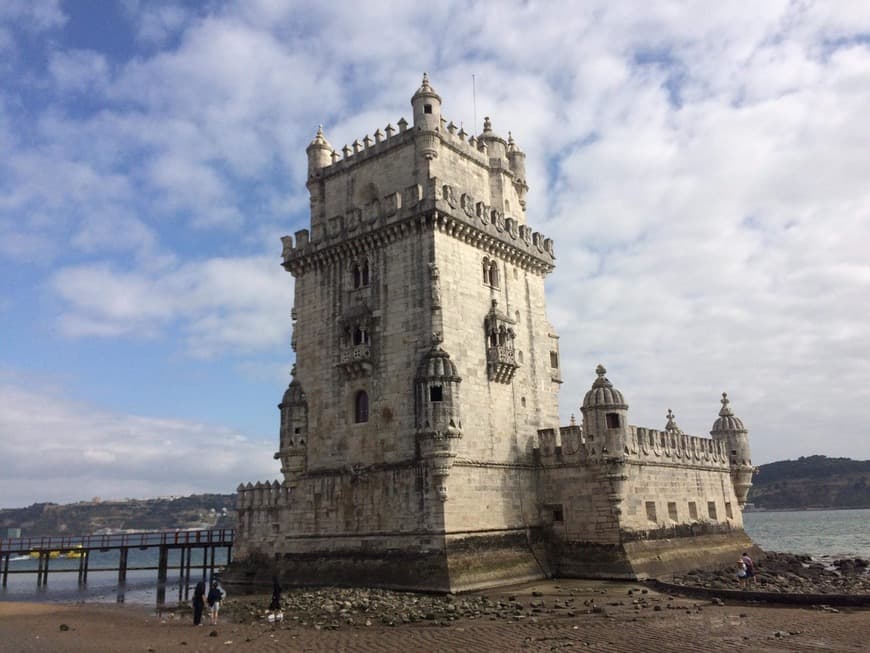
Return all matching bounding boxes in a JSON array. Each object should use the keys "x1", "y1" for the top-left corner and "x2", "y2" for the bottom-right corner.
[{"x1": 231, "y1": 75, "x2": 759, "y2": 591}]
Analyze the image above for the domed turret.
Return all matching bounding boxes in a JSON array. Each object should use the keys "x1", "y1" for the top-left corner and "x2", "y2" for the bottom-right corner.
[
  {"x1": 415, "y1": 341, "x2": 463, "y2": 502},
  {"x1": 415, "y1": 343, "x2": 462, "y2": 438},
  {"x1": 478, "y1": 116, "x2": 507, "y2": 160},
  {"x1": 711, "y1": 392, "x2": 747, "y2": 436},
  {"x1": 582, "y1": 364, "x2": 628, "y2": 410},
  {"x1": 710, "y1": 392, "x2": 754, "y2": 506},
  {"x1": 276, "y1": 376, "x2": 308, "y2": 484},
  {"x1": 507, "y1": 131, "x2": 528, "y2": 209},
  {"x1": 581, "y1": 365, "x2": 629, "y2": 457},
  {"x1": 411, "y1": 72, "x2": 442, "y2": 132},
  {"x1": 306, "y1": 125, "x2": 333, "y2": 177}
]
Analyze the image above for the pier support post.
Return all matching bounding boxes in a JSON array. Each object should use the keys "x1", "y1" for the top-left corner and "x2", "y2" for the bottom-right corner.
[
  {"x1": 37, "y1": 552, "x2": 49, "y2": 586},
  {"x1": 2, "y1": 553, "x2": 8, "y2": 587},
  {"x1": 118, "y1": 547, "x2": 129, "y2": 584},
  {"x1": 81, "y1": 550, "x2": 90, "y2": 584},
  {"x1": 184, "y1": 547, "x2": 192, "y2": 601},
  {"x1": 156, "y1": 546, "x2": 168, "y2": 607}
]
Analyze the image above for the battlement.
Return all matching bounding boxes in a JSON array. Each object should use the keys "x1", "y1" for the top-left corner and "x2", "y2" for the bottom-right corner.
[
  {"x1": 280, "y1": 174, "x2": 555, "y2": 275},
  {"x1": 628, "y1": 426, "x2": 729, "y2": 467},
  {"x1": 536, "y1": 423, "x2": 729, "y2": 470},
  {"x1": 236, "y1": 480, "x2": 289, "y2": 510},
  {"x1": 308, "y1": 111, "x2": 524, "y2": 181}
]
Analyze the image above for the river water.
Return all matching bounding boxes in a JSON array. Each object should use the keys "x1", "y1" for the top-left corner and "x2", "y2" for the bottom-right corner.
[
  {"x1": 743, "y1": 507, "x2": 870, "y2": 561},
  {"x1": 2, "y1": 508, "x2": 867, "y2": 604}
]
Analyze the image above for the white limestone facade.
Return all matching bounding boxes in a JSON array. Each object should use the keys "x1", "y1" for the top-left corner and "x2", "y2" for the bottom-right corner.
[{"x1": 232, "y1": 76, "x2": 758, "y2": 590}]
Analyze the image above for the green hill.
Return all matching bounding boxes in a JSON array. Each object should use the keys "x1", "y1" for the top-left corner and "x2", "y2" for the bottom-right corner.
[
  {"x1": 0, "y1": 493, "x2": 236, "y2": 537},
  {"x1": 748, "y1": 455, "x2": 870, "y2": 510}
]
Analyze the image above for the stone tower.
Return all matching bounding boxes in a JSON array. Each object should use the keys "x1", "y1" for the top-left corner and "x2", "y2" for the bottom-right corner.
[{"x1": 243, "y1": 75, "x2": 560, "y2": 591}]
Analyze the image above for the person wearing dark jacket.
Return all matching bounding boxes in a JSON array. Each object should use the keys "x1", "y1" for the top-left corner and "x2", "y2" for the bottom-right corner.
[
  {"x1": 192, "y1": 579, "x2": 206, "y2": 626},
  {"x1": 269, "y1": 576, "x2": 282, "y2": 611},
  {"x1": 207, "y1": 580, "x2": 224, "y2": 625}
]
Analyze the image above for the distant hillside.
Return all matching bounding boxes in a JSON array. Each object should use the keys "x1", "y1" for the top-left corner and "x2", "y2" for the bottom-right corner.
[
  {"x1": 0, "y1": 493, "x2": 236, "y2": 537},
  {"x1": 748, "y1": 455, "x2": 870, "y2": 510}
]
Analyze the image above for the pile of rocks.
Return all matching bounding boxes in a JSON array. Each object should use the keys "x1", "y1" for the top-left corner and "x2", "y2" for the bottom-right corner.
[
  {"x1": 673, "y1": 552, "x2": 870, "y2": 594},
  {"x1": 221, "y1": 586, "x2": 616, "y2": 630}
]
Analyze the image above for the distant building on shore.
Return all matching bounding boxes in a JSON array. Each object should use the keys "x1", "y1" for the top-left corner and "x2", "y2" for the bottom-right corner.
[{"x1": 232, "y1": 75, "x2": 758, "y2": 591}]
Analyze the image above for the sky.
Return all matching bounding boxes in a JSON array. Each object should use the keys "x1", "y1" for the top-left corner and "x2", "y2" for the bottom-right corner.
[{"x1": 1, "y1": 1, "x2": 869, "y2": 509}]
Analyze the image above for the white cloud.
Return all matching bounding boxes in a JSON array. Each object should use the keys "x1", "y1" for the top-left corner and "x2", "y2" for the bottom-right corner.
[
  {"x1": 0, "y1": 375, "x2": 279, "y2": 509},
  {"x1": 51, "y1": 255, "x2": 294, "y2": 357},
  {"x1": 48, "y1": 49, "x2": 109, "y2": 93}
]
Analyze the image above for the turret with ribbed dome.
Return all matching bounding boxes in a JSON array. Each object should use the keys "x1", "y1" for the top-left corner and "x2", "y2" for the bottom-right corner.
[
  {"x1": 582, "y1": 364, "x2": 628, "y2": 410},
  {"x1": 275, "y1": 373, "x2": 308, "y2": 485},
  {"x1": 415, "y1": 337, "x2": 463, "y2": 502},
  {"x1": 710, "y1": 392, "x2": 755, "y2": 506},
  {"x1": 581, "y1": 365, "x2": 629, "y2": 457}
]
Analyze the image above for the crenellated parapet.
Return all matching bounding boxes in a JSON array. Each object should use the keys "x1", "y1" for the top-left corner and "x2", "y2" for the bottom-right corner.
[
  {"x1": 626, "y1": 425, "x2": 729, "y2": 468},
  {"x1": 280, "y1": 180, "x2": 556, "y2": 277},
  {"x1": 237, "y1": 480, "x2": 290, "y2": 509}
]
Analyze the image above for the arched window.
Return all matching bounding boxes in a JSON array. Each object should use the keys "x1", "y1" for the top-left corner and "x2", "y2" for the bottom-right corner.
[
  {"x1": 482, "y1": 257, "x2": 490, "y2": 284},
  {"x1": 352, "y1": 264, "x2": 361, "y2": 289},
  {"x1": 488, "y1": 261, "x2": 499, "y2": 288},
  {"x1": 361, "y1": 260, "x2": 369, "y2": 286},
  {"x1": 354, "y1": 390, "x2": 369, "y2": 423}
]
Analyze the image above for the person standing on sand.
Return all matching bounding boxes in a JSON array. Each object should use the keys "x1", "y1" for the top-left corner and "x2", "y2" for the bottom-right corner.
[
  {"x1": 192, "y1": 579, "x2": 206, "y2": 626},
  {"x1": 269, "y1": 576, "x2": 282, "y2": 611},
  {"x1": 736, "y1": 558, "x2": 747, "y2": 588},
  {"x1": 207, "y1": 580, "x2": 224, "y2": 625},
  {"x1": 742, "y1": 552, "x2": 757, "y2": 586}
]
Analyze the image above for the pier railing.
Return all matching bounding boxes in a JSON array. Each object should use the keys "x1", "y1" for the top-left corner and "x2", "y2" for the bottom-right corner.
[
  {"x1": 0, "y1": 528, "x2": 233, "y2": 555},
  {"x1": 0, "y1": 528, "x2": 233, "y2": 605}
]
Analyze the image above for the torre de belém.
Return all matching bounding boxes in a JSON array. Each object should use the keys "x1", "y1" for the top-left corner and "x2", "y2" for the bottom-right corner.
[{"x1": 232, "y1": 75, "x2": 759, "y2": 592}]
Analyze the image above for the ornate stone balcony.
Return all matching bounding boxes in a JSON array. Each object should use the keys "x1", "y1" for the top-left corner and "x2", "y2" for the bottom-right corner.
[
  {"x1": 487, "y1": 345, "x2": 519, "y2": 383},
  {"x1": 338, "y1": 344, "x2": 373, "y2": 378}
]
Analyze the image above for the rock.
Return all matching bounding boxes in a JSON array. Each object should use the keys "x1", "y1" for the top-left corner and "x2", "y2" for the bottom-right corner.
[{"x1": 59, "y1": 624, "x2": 70, "y2": 632}]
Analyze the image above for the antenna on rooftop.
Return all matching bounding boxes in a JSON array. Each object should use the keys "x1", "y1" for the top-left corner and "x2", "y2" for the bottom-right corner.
[{"x1": 472, "y1": 73, "x2": 478, "y2": 134}]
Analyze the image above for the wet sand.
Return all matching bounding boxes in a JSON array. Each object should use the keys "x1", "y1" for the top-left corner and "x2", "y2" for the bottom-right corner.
[{"x1": 1, "y1": 579, "x2": 866, "y2": 652}]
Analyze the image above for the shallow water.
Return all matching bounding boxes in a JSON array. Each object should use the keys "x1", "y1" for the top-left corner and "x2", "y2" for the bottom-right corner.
[{"x1": 743, "y1": 507, "x2": 870, "y2": 560}]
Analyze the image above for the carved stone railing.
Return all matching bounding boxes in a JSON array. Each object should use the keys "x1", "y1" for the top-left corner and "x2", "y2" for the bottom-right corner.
[
  {"x1": 487, "y1": 345, "x2": 518, "y2": 383},
  {"x1": 338, "y1": 344, "x2": 373, "y2": 378}
]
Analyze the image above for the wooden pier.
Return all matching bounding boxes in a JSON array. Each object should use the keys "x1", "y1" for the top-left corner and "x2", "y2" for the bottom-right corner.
[{"x1": 0, "y1": 529, "x2": 233, "y2": 605}]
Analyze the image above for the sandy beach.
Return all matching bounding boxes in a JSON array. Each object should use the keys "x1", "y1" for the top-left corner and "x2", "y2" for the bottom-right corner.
[{"x1": 1, "y1": 579, "x2": 867, "y2": 652}]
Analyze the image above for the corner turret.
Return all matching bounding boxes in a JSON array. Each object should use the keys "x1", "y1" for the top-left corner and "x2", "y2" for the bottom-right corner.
[
  {"x1": 710, "y1": 392, "x2": 754, "y2": 506},
  {"x1": 306, "y1": 125, "x2": 333, "y2": 177},
  {"x1": 507, "y1": 132, "x2": 529, "y2": 209},
  {"x1": 479, "y1": 116, "x2": 507, "y2": 160},
  {"x1": 411, "y1": 73, "x2": 442, "y2": 160},
  {"x1": 411, "y1": 73, "x2": 442, "y2": 131},
  {"x1": 275, "y1": 374, "x2": 308, "y2": 486},
  {"x1": 415, "y1": 337, "x2": 463, "y2": 501},
  {"x1": 581, "y1": 364, "x2": 629, "y2": 457}
]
